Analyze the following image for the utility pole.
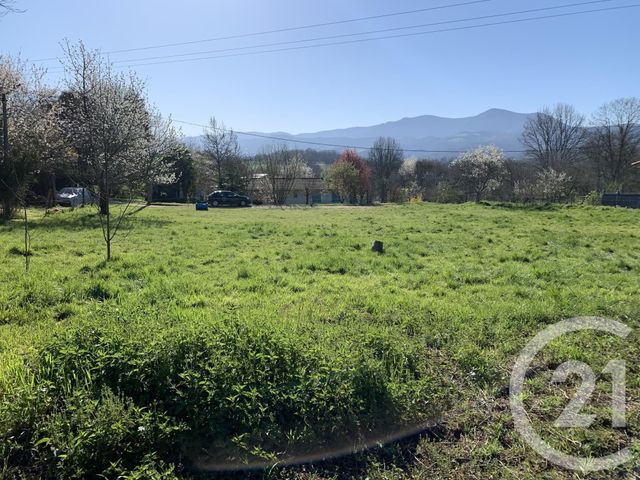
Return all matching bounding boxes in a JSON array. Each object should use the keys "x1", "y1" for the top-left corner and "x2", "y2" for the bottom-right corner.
[
  {"x1": 1, "y1": 91, "x2": 10, "y2": 221},
  {"x1": 1, "y1": 92, "x2": 8, "y2": 164}
]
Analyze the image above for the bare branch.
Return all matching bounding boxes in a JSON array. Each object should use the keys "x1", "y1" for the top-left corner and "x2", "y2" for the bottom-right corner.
[
  {"x1": 368, "y1": 137, "x2": 403, "y2": 202},
  {"x1": 521, "y1": 103, "x2": 587, "y2": 171},
  {"x1": 587, "y1": 97, "x2": 640, "y2": 191},
  {"x1": 0, "y1": 0, "x2": 24, "y2": 16}
]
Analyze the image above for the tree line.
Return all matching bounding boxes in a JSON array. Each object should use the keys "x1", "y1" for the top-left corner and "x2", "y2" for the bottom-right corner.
[
  {"x1": 220, "y1": 100, "x2": 640, "y2": 206},
  {"x1": 325, "y1": 101, "x2": 640, "y2": 205}
]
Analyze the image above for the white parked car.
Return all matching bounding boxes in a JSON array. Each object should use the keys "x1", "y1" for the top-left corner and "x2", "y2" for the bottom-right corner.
[{"x1": 55, "y1": 187, "x2": 94, "y2": 207}]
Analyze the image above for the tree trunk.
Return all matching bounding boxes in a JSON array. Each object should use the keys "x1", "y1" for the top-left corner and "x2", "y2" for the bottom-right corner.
[
  {"x1": 46, "y1": 172, "x2": 56, "y2": 209},
  {"x1": 1, "y1": 93, "x2": 14, "y2": 221},
  {"x1": 23, "y1": 203, "x2": 30, "y2": 272},
  {"x1": 100, "y1": 172, "x2": 109, "y2": 215},
  {"x1": 105, "y1": 202, "x2": 111, "y2": 260},
  {"x1": 100, "y1": 194, "x2": 109, "y2": 215},
  {"x1": 146, "y1": 182, "x2": 154, "y2": 205}
]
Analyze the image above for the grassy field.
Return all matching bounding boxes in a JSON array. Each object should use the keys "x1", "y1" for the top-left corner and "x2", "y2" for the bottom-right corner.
[{"x1": 0, "y1": 202, "x2": 639, "y2": 479}]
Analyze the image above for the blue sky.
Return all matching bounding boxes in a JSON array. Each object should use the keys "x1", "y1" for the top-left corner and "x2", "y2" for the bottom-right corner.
[{"x1": 1, "y1": 0, "x2": 639, "y2": 135}]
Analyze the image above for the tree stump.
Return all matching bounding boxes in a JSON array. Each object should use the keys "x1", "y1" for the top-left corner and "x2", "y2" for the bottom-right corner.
[{"x1": 371, "y1": 240, "x2": 384, "y2": 254}]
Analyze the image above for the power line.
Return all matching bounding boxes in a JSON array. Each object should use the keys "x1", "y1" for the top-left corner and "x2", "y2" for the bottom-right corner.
[
  {"x1": 0, "y1": 89, "x2": 531, "y2": 154},
  {"x1": 173, "y1": 119, "x2": 530, "y2": 154},
  {"x1": 103, "y1": 0, "x2": 617, "y2": 65},
  {"x1": 32, "y1": 0, "x2": 492, "y2": 62},
  {"x1": 42, "y1": 0, "x2": 623, "y2": 71},
  {"x1": 55, "y1": 3, "x2": 638, "y2": 71}
]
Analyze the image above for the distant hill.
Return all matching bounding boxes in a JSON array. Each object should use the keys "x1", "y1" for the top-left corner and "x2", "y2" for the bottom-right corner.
[{"x1": 185, "y1": 108, "x2": 535, "y2": 157}]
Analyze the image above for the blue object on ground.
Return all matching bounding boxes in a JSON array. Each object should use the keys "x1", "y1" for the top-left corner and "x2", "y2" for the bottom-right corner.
[{"x1": 195, "y1": 202, "x2": 209, "y2": 211}]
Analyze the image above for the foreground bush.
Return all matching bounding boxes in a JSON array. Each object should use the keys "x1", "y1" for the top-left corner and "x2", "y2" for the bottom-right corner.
[{"x1": 0, "y1": 318, "x2": 445, "y2": 478}]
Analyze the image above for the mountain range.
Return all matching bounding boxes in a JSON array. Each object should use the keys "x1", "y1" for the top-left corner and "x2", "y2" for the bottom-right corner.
[{"x1": 186, "y1": 108, "x2": 535, "y2": 158}]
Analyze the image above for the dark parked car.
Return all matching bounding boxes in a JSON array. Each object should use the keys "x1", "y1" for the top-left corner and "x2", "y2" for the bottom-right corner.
[{"x1": 207, "y1": 190, "x2": 252, "y2": 207}]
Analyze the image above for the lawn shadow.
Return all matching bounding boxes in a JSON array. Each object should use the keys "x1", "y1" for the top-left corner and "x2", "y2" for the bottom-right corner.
[
  {"x1": 189, "y1": 421, "x2": 461, "y2": 480},
  {"x1": 20, "y1": 208, "x2": 173, "y2": 232},
  {"x1": 485, "y1": 201, "x2": 561, "y2": 211}
]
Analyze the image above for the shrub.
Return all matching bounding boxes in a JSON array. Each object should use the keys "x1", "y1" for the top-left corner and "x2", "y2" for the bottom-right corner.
[
  {"x1": 0, "y1": 318, "x2": 440, "y2": 476},
  {"x1": 85, "y1": 281, "x2": 120, "y2": 301},
  {"x1": 583, "y1": 190, "x2": 603, "y2": 206},
  {"x1": 29, "y1": 388, "x2": 180, "y2": 478}
]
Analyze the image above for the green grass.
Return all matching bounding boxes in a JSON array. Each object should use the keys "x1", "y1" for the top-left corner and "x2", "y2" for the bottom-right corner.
[{"x1": 0, "y1": 202, "x2": 639, "y2": 479}]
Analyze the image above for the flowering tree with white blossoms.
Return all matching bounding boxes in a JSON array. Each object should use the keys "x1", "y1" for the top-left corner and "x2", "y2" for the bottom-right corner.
[
  {"x1": 140, "y1": 107, "x2": 179, "y2": 204},
  {"x1": 535, "y1": 168, "x2": 571, "y2": 202},
  {"x1": 451, "y1": 145, "x2": 506, "y2": 203}
]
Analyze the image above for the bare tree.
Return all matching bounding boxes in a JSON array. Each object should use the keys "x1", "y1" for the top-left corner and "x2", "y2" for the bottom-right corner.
[
  {"x1": 61, "y1": 42, "x2": 149, "y2": 260},
  {"x1": 368, "y1": 137, "x2": 403, "y2": 202},
  {"x1": 203, "y1": 117, "x2": 245, "y2": 191},
  {"x1": 451, "y1": 145, "x2": 506, "y2": 203},
  {"x1": 0, "y1": 0, "x2": 22, "y2": 16},
  {"x1": 504, "y1": 158, "x2": 537, "y2": 202},
  {"x1": 191, "y1": 149, "x2": 213, "y2": 198},
  {"x1": 521, "y1": 103, "x2": 587, "y2": 171},
  {"x1": 414, "y1": 159, "x2": 449, "y2": 201},
  {"x1": 587, "y1": 97, "x2": 640, "y2": 191},
  {"x1": 258, "y1": 145, "x2": 304, "y2": 205}
]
